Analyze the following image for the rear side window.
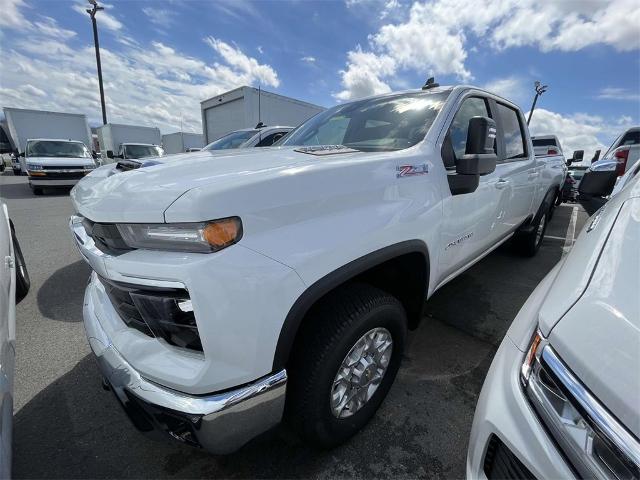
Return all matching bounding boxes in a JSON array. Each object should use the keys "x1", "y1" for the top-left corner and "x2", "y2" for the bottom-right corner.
[
  {"x1": 620, "y1": 130, "x2": 640, "y2": 146},
  {"x1": 449, "y1": 97, "x2": 491, "y2": 160},
  {"x1": 256, "y1": 131, "x2": 288, "y2": 147},
  {"x1": 532, "y1": 138, "x2": 557, "y2": 147},
  {"x1": 496, "y1": 103, "x2": 527, "y2": 160}
]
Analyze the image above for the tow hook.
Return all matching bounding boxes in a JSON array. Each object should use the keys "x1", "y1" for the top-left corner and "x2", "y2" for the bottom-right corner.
[{"x1": 101, "y1": 377, "x2": 111, "y2": 391}]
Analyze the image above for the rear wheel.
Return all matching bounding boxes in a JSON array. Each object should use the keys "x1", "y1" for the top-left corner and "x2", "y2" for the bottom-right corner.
[
  {"x1": 31, "y1": 186, "x2": 43, "y2": 195},
  {"x1": 286, "y1": 283, "x2": 407, "y2": 448},
  {"x1": 514, "y1": 209, "x2": 548, "y2": 257}
]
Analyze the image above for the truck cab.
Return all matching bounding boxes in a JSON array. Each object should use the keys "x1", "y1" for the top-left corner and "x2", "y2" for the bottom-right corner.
[{"x1": 24, "y1": 138, "x2": 96, "y2": 195}]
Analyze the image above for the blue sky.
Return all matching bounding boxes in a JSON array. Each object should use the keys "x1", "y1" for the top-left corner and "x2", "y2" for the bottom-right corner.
[{"x1": 1, "y1": 0, "x2": 639, "y2": 158}]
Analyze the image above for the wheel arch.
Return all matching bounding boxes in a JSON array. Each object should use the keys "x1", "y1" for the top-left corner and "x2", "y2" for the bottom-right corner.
[{"x1": 272, "y1": 240, "x2": 430, "y2": 371}]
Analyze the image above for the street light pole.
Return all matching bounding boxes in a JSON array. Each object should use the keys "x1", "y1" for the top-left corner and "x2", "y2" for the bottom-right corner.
[
  {"x1": 527, "y1": 81, "x2": 548, "y2": 125},
  {"x1": 87, "y1": 0, "x2": 107, "y2": 125}
]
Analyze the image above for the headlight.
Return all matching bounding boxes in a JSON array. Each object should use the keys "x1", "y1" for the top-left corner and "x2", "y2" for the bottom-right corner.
[
  {"x1": 26, "y1": 163, "x2": 43, "y2": 171},
  {"x1": 522, "y1": 331, "x2": 640, "y2": 479},
  {"x1": 116, "y1": 217, "x2": 242, "y2": 253}
]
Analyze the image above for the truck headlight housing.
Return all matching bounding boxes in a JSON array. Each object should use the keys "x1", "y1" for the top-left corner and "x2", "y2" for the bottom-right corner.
[
  {"x1": 522, "y1": 331, "x2": 640, "y2": 479},
  {"x1": 116, "y1": 217, "x2": 242, "y2": 253}
]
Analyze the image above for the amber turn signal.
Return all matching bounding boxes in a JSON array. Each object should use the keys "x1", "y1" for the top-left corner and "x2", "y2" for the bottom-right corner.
[{"x1": 203, "y1": 217, "x2": 242, "y2": 249}]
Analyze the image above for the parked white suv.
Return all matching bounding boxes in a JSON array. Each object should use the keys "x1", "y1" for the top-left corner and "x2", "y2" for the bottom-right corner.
[
  {"x1": 70, "y1": 85, "x2": 565, "y2": 453},
  {"x1": 467, "y1": 172, "x2": 640, "y2": 479}
]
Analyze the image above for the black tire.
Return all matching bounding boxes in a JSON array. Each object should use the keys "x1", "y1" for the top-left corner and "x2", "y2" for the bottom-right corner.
[
  {"x1": 514, "y1": 208, "x2": 548, "y2": 257},
  {"x1": 10, "y1": 226, "x2": 30, "y2": 303},
  {"x1": 286, "y1": 283, "x2": 407, "y2": 448},
  {"x1": 31, "y1": 187, "x2": 43, "y2": 195}
]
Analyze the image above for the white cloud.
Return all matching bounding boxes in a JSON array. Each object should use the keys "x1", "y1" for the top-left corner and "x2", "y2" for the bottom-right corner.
[
  {"x1": 0, "y1": 0, "x2": 30, "y2": 29},
  {"x1": 0, "y1": 4, "x2": 281, "y2": 135},
  {"x1": 142, "y1": 7, "x2": 173, "y2": 28},
  {"x1": 528, "y1": 108, "x2": 608, "y2": 162},
  {"x1": 482, "y1": 76, "x2": 529, "y2": 108},
  {"x1": 338, "y1": 0, "x2": 640, "y2": 100},
  {"x1": 205, "y1": 37, "x2": 280, "y2": 88},
  {"x1": 597, "y1": 87, "x2": 640, "y2": 102},
  {"x1": 33, "y1": 17, "x2": 77, "y2": 39},
  {"x1": 334, "y1": 47, "x2": 396, "y2": 101},
  {"x1": 301, "y1": 56, "x2": 316, "y2": 64}
]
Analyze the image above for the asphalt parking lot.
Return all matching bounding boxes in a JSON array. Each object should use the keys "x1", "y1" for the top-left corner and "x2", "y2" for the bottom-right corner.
[{"x1": 1, "y1": 172, "x2": 589, "y2": 479}]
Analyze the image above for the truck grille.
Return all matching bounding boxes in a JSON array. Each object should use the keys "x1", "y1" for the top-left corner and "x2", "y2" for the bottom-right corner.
[
  {"x1": 41, "y1": 165, "x2": 85, "y2": 170},
  {"x1": 100, "y1": 276, "x2": 202, "y2": 352}
]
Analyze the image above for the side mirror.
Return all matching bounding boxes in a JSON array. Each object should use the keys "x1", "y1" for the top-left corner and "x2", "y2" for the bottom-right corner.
[
  {"x1": 573, "y1": 150, "x2": 584, "y2": 161},
  {"x1": 92, "y1": 151, "x2": 98, "y2": 160},
  {"x1": 591, "y1": 149, "x2": 601, "y2": 162},
  {"x1": 106, "y1": 150, "x2": 114, "y2": 159},
  {"x1": 456, "y1": 116, "x2": 498, "y2": 176}
]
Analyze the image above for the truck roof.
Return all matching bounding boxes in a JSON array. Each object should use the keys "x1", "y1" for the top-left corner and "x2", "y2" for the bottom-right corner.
[
  {"x1": 26, "y1": 138, "x2": 85, "y2": 143},
  {"x1": 121, "y1": 142, "x2": 159, "y2": 146},
  {"x1": 341, "y1": 85, "x2": 521, "y2": 111}
]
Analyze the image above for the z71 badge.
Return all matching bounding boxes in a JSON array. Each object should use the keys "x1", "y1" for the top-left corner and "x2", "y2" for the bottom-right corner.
[{"x1": 397, "y1": 163, "x2": 429, "y2": 178}]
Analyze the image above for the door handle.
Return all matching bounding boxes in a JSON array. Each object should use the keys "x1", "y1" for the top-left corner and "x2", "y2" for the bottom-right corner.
[{"x1": 495, "y1": 179, "x2": 509, "y2": 189}]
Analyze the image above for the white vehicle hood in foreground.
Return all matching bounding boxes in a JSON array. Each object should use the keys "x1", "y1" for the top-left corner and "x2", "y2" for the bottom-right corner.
[
  {"x1": 71, "y1": 147, "x2": 364, "y2": 223},
  {"x1": 550, "y1": 197, "x2": 640, "y2": 438}
]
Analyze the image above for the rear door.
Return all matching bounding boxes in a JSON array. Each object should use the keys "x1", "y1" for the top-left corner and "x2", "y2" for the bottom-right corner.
[{"x1": 491, "y1": 101, "x2": 537, "y2": 236}]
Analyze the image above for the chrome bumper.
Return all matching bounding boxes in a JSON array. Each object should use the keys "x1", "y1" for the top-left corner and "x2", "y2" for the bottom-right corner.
[{"x1": 83, "y1": 277, "x2": 287, "y2": 454}]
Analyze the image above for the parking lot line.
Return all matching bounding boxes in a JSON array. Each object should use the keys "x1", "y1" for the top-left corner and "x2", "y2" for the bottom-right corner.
[{"x1": 563, "y1": 206, "x2": 579, "y2": 255}]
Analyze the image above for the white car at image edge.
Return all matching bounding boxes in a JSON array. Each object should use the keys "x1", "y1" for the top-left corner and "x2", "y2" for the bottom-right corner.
[
  {"x1": 0, "y1": 204, "x2": 30, "y2": 477},
  {"x1": 467, "y1": 165, "x2": 640, "y2": 478}
]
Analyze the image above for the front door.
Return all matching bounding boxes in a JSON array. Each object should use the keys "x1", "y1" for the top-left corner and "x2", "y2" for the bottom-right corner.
[{"x1": 437, "y1": 94, "x2": 508, "y2": 282}]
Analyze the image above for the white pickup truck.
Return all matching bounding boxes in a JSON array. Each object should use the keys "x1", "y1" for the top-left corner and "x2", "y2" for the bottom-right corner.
[{"x1": 69, "y1": 84, "x2": 565, "y2": 453}]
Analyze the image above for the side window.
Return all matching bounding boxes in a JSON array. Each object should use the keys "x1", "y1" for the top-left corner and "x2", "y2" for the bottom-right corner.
[
  {"x1": 448, "y1": 97, "x2": 491, "y2": 161},
  {"x1": 496, "y1": 103, "x2": 526, "y2": 160},
  {"x1": 256, "y1": 132, "x2": 281, "y2": 147}
]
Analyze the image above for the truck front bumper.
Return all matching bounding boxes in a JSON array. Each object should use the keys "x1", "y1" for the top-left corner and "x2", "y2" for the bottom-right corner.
[
  {"x1": 29, "y1": 177, "x2": 82, "y2": 187},
  {"x1": 83, "y1": 284, "x2": 288, "y2": 454},
  {"x1": 466, "y1": 335, "x2": 575, "y2": 479}
]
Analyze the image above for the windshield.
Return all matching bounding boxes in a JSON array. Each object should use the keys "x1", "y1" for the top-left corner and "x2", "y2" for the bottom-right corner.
[
  {"x1": 26, "y1": 140, "x2": 90, "y2": 158},
  {"x1": 124, "y1": 145, "x2": 163, "y2": 159},
  {"x1": 203, "y1": 130, "x2": 258, "y2": 150},
  {"x1": 281, "y1": 91, "x2": 450, "y2": 152}
]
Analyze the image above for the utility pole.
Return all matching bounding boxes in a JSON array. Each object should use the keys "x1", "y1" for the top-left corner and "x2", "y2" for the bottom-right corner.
[
  {"x1": 527, "y1": 81, "x2": 548, "y2": 125},
  {"x1": 86, "y1": 0, "x2": 107, "y2": 125}
]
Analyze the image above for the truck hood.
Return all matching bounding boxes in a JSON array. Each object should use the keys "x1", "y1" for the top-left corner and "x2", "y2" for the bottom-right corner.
[
  {"x1": 71, "y1": 146, "x2": 365, "y2": 223},
  {"x1": 548, "y1": 197, "x2": 640, "y2": 438}
]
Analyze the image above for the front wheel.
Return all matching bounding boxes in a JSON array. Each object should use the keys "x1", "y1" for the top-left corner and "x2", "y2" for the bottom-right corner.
[{"x1": 286, "y1": 283, "x2": 407, "y2": 448}]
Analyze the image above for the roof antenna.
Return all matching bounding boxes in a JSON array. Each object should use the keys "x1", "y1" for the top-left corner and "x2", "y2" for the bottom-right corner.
[
  {"x1": 422, "y1": 77, "x2": 439, "y2": 90},
  {"x1": 255, "y1": 85, "x2": 265, "y2": 129}
]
